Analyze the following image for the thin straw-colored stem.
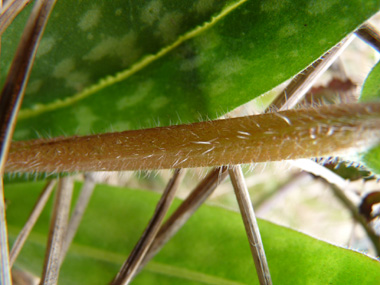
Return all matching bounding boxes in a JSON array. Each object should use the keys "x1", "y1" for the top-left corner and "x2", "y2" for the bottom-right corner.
[
  {"x1": 0, "y1": 0, "x2": 57, "y2": 175},
  {"x1": 59, "y1": 173, "x2": 96, "y2": 265},
  {"x1": 0, "y1": 0, "x2": 8, "y2": 281},
  {"x1": 112, "y1": 169, "x2": 184, "y2": 285},
  {"x1": 0, "y1": 179, "x2": 10, "y2": 284},
  {"x1": 234, "y1": 34, "x2": 347, "y2": 282},
  {"x1": 0, "y1": 0, "x2": 33, "y2": 36},
  {"x1": 0, "y1": 0, "x2": 57, "y2": 282},
  {"x1": 10, "y1": 179, "x2": 56, "y2": 267},
  {"x1": 138, "y1": 166, "x2": 229, "y2": 272},
  {"x1": 356, "y1": 23, "x2": 380, "y2": 52},
  {"x1": 40, "y1": 177, "x2": 73, "y2": 285},
  {"x1": 229, "y1": 166, "x2": 272, "y2": 285}
]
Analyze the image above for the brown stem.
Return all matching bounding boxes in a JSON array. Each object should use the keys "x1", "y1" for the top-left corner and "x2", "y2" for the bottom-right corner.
[
  {"x1": 355, "y1": 23, "x2": 380, "y2": 53},
  {"x1": 59, "y1": 173, "x2": 96, "y2": 265},
  {"x1": 229, "y1": 166, "x2": 272, "y2": 285},
  {"x1": 6, "y1": 102, "x2": 380, "y2": 173},
  {"x1": 137, "y1": 166, "x2": 228, "y2": 273},
  {"x1": 10, "y1": 179, "x2": 56, "y2": 267},
  {"x1": 0, "y1": 0, "x2": 33, "y2": 36},
  {"x1": 40, "y1": 177, "x2": 73, "y2": 285},
  {"x1": 0, "y1": 1, "x2": 57, "y2": 283},
  {"x1": 111, "y1": 169, "x2": 184, "y2": 285}
]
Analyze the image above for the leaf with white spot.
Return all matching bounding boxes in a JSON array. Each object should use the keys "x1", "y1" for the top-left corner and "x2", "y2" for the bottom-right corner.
[{"x1": 2, "y1": 0, "x2": 380, "y2": 141}]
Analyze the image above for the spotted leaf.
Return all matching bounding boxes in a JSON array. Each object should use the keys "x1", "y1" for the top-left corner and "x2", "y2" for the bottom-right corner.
[{"x1": 2, "y1": 0, "x2": 379, "y2": 140}]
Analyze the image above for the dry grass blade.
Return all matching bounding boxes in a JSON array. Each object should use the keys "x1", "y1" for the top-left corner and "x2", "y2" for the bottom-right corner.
[
  {"x1": 40, "y1": 177, "x2": 73, "y2": 285},
  {"x1": 229, "y1": 166, "x2": 272, "y2": 285},
  {"x1": 271, "y1": 34, "x2": 354, "y2": 110},
  {"x1": 112, "y1": 169, "x2": 184, "y2": 285},
  {"x1": 0, "y1": 179, "x2": 11, "y2": 284},
  {"x1": 12, "y1": 268, "x2": 39, "y2": 285},
  {"x1": 137, "y1": 166, "x2": 229, "y2": 272},
  {"x1": 59, "y1": 173, "x2": 96, "y2": 265},
  {"x1": 0, "y1": 1, "x2": 9, "y2": 282},
  {"x1": 356, "y1": 23, "x2": 380, "y2": 52},
  {"x1": 10, "y1": 179, "x2": 56, "y2": 267},
  {"x1": 0, "y1": 0, "x2": 33, "y2": 36},
  {"x1": 0, "y1": 0, "x2": 56, "y2": 282}
]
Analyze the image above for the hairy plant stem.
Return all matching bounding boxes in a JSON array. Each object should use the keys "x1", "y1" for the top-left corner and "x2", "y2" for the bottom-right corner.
[{"x1": 6, "y1": 102, "x2": 380, "y2": 173}]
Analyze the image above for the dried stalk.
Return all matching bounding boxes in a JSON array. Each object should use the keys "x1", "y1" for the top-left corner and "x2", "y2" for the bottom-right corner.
[
  {"x1": 0, "y1": 0, "x2": 33, "y2": 36},
  {"x1": 290, "y1": 159, "x2": 352, "y2": 190},
  {"x1": 40, "y1": 177, "x2": 73, "y2": 285},
  {"x1": 137, "y1": 166, "x2": 229, "y2": 272},
  {"x1": 112, "y1": 169, "x2": 184, "y2": 285},
  {"x1": 0, "y1": 1, "x2": 57, "y2": 283},
  {"x1": 229, "y1": 166, "x2": 272, "y2": 285},
  {"x1": 0, "y1": 179, "x2": 10, "y2": 285},
  {"x1": 10, "y1": 179, "x2": 56, "y2": 267},
  {"x1": 0, "y1": 0, "x2": 7, "y2": 281},
  {"x1": 227, "y1": 37, "x2": 349, "y2": 282},
  {"x1": 59, "y1": 173, "x2": 96, "y2": 265},
  {"x1": 6, "y1": 102, "x2": 380, "y2": 173},
  {"x1": 356, "y1": 23, "x2": 380, "y2": 52}
]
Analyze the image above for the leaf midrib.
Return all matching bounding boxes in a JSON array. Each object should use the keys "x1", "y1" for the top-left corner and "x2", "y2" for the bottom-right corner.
[{"x1": 17, "y1": 0, "x2": 248, "y2": 121}]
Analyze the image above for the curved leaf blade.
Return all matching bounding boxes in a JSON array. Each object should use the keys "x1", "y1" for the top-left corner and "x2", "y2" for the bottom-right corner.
[
  {"x1": 359, "y1": 60, "x2": 380, "y2": 174},
  {"x1": 2, "y1": 0, "x2": 230, "y2": 108},
  {"x1": 5, "y1": 181, "x2": 380, "y2": 284}
]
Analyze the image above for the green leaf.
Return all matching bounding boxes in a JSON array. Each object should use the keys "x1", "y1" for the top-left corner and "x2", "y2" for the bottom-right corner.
[
  {"x1": 359, "y1": 141, "x2": 380, "y2": 175},
  {"x1": 5, "y1": 181, "x2": 380, "y2": 284},
  {"x1": 359, "y1": 60, "x2": 380, "y2": 174},
  {"x1": 361, "y1": 60, "x2": 380, "y2": 103},
  {"x1": 2, "y1": 0, "x2": 379, "y2": 140}
]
